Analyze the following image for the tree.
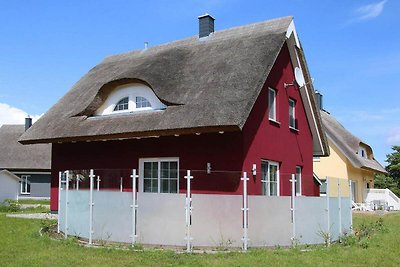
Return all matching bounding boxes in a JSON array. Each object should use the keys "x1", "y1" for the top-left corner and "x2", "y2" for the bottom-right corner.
[
  {"x1": 374, "y1": 146, "x2": 400, "y2": 197},
  {"x1": 385, "y1": 145, "x2": 400, "y2": 186}
]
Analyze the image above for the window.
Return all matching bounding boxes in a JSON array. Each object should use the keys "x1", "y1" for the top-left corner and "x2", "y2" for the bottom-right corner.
[
  {"x1": 320, "y1": 180, "x2": 327, "y2": 196},
  {"x1": 268, "y1": 88, "x2": 277, "y2": 121},
  {"x1": 140, "y1": 158, "x2": 178, "y2": 193},
  {"x1": 295, "y1": 166, "x2": 302, "y2": 196},
  {"x1": 20, "y1": 175, "x2": 31, "y2": 194},
  {"x1": 289, "y1": 99, "x2": 296, "y2": 129},
  {"x1": 95, "y1": 83, "x2": 166, "y2": 116},
  {"x1": 135, "y1": 96, "x2": 152, "y2": 109},
  {"x1": 261, "y1": 161, "x2": 279, "y2": 196},
  {"x1": 113, "y1": 97, "x2": 129, "y2": 111}
]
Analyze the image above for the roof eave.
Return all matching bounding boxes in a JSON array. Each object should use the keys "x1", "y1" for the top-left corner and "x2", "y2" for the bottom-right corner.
[{"x1": 19, "y1": 125, "x2": 241, "y2": 145}]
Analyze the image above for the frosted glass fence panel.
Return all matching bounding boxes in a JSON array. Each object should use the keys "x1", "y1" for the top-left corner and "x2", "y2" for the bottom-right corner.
[
  {"x1": 67, "y1": 191, "x2": 90, "y2": 239},
  {"x1": 92, "y1": 191, "x2": 133, "y2": 243},
  {"x1": 329, "y1": 197, "x2": 340, "y2": 241},
  {"x1": 137, "y1": 193, "x2": 186, "y2": 246},
  {"x1": 191, "y1": 194, "x2": 242, "y2": 248},
  {"x1": 59, "y1": 189, "x2": 66, "y2": 233},
  {"x1": 296, "y1": 196, "x2": 328, "y2": 244},
  {"x1": 341, "y1": 197, "x2": 352, "y2": 234},
  {"x1": 248, "y1": 196, "x2": 292, "y2": 247}
]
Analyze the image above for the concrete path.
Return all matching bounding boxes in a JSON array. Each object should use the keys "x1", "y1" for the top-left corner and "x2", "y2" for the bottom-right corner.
[
  {"x1": 19, "y1": 204, "x2": 50, "y2": 209},
  {"x1": 6, "y1": 213, "x2": 57, "y2": 220}
]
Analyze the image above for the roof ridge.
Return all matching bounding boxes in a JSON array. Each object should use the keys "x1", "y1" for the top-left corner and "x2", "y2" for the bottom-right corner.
[{"x1": 103, "y1": 16, "x2": 293, "y2": 63}]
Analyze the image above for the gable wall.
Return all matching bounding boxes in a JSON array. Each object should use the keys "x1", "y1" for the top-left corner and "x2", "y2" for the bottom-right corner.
[{"x1": 241, "y1": 43, "x2": 317, "y2": 196}]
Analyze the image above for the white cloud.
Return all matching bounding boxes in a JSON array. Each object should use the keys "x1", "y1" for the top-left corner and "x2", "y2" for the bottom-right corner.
[
  {"x1": 0, "y1": 102, "x2": 42, "y2": 127},
  {"x1": 355, "y1": 0, "x2": 387, "y2": 21},
  {"x1": 387, "y1": 127, "x2": 400, "y2": 145}
]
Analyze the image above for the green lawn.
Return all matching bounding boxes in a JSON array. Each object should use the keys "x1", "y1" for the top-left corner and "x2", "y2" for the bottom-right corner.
[
  {"x1": 17, "y1": 199, "x2": 50, "y2": 205},
  {"x1": 0, "y1": 212, "x2": 399, "y2": 266}
]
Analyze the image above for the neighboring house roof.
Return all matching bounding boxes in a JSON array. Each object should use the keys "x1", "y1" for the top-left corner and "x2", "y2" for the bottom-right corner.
[
  {"x1": 0, "y1": 125, "x2": 51, "y2": 170},
  {"x1": 320, "y1": 111, "x2": 386, "y2": 174},
  {"x1": 19, "y1": 16, "x2": 328, "y2": 156},
  {"x1": 0, "y1": 169, "x2": 21, "y2": 181}
]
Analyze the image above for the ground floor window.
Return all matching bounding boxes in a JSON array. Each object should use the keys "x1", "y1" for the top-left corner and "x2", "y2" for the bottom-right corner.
[
  {"x1": 20, "y1": 175, "x2": 31, "y2": 194},
  {"x1": 140, "y1": 158, "x2": 179, "y2": 193},
  {"x1": 261, "y1": 160, "x2": 279, "y2": 196},
  {"x1": 295, "y1": 166, "x2": 302, "y2": 196}
]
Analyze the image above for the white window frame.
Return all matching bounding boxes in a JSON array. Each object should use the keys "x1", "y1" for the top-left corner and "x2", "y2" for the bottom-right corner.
[
  {"x1": 268, "y1": 88, "x2": 277, "y2": 122},
  {"x1": 20, "y1": 175, "x2": 31, "y2": 195},
  {"x1": 113, "y1": 96, "x2": 129, "y2": 112},
  {"x1": 289, "y1": 98, "x2": 296, "y2": 129},
  {"x1": 139, "y1": 157, "x2": 179, "y2": 194},
  {"x1": 261, "y1": 160, "x2": 280, "y2": 196},
  {"x1": 95, "y1": 83, "x2": 166, "y2": 116},
  {"x1": 295, "y1": 166, "x2": 302, "y2": 196}
]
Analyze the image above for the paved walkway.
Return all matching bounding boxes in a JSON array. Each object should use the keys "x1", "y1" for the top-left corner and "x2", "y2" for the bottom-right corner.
[{"x1": 6, "y1": 213, "x2": 57, "y2": 220}]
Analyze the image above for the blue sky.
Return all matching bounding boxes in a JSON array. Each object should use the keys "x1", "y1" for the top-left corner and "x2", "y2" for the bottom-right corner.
[{"x1": 0, "y1": 1, "x2": 398, "y2": 165}]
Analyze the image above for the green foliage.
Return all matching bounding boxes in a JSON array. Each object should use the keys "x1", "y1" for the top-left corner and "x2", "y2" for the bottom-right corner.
[
  {"x1": 0, "y1": 199, "x2": 20, "y2": 212},
  {"x1": 0, "y1": 213, "x2": 400, "y2": 266},
  {"x1": 385, "y1": 146, "x2": 400, "y2": 188},
  {"x1": 374, "y1": 146, "x2": 400, "y2": 197}
]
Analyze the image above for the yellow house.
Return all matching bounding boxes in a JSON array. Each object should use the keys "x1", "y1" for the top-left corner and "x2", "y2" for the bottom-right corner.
[{"x1": 313, "y1": 109, "x2": 386, "y2": 203}]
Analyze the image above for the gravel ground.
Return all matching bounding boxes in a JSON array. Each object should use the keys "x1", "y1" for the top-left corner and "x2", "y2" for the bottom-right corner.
[{"x1": 6, "y1": 213, "x2": 57, "y2": 220}]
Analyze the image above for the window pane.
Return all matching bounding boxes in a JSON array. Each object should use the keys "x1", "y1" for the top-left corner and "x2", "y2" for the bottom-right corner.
[
  {"x1": 296, "y1": 167, "x2": 301, "y2": 194},
  {"x1": 289, "y1": 99, "x2": 295, "y2": 128},
  {"x1": 135, "y1": 96, "x2": 152, "y2": 109},
  {"x1": 144, "y1": 179, "x2": 152, "y2": 192},
  {"x1": 144, "y1": 162, "x2": 152, "y2": 178},
  {"x1": 270, "y1": 182, "x2": 277, "y2": 196},
  {"x1": 269, "y1": 165, "x2": 277, "y2": 182},
  {"x1": 261, "y1": 161, "x2": 268, "y2": 195},
  {"x1": 161, "y1": 179, "x2": 169, "y2": 193},
  {"x1": 151, "y1": 178, "x2": 158, "y2": 193},
  {"x1": 161, "y1": 162, "x2": 169, "y2": 179},
  {"x1": 114, "y1": 97, "x2": 129, "y2": 111},
  {"x1": 170, "y1": 179, "x2": 178, "y2": 193},
  {"x1": 268, "y1": 89, "x2": 276, "y2": 120},
  {"x1": 152, "y1": 162, "x2": 158, "y2": 178},
  {"x1": 170, "y1": 162, "x2": 178, "y2": 178}
]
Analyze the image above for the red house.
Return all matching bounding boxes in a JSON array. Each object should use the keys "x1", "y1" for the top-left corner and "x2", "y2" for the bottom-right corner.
[{"x1": 20, "y1": 15, "x2": 328, "y2": 213}]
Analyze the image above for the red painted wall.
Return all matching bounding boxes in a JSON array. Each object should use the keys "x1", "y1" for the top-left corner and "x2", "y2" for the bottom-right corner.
[
  {"x1": 51, "y1": 132, "x2": 244, "y2": 211},
  {"x1": 50, "y1": 43, "x2": 317, "y2": 211},
  {"x1": 241, "y1": 43, "x2": 315, "y2": 197}
]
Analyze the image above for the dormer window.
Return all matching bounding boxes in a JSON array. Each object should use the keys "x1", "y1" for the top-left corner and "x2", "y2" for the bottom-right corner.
[
  {"x1": 95, "y1": 83, "x2": 166, "y2": 116},
  {"x1": 135, "y1": 96, "x2": 151, "y2": 109},
  {"x1": 114, "y1": 97, "x2": 129, "y2": 111}
]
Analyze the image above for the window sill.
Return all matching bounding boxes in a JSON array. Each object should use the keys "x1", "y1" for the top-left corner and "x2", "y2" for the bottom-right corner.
[
  {"x1": 20, "y1": 193, "x2": 31, "y2": 195},
  {"x1": 289, "y1": 126, "x2": 299, "y2": 132},
  {"x1": 269, "y1": 119, "x2": 281, "y2": 126}
]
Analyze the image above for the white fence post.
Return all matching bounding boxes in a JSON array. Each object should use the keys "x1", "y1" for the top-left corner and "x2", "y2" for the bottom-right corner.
[
  {"x1": 241, "y1": 172, "x2": 249, "y2": 251},
  {"x1": 76, "y1": 177, "x2": 79, "y2": 191},
  {"x1": 184, "y1": 170, "x2": 193, "y2": 252},
  {"x1": 89, "y1": 169, "x2": 95, "y2": 245},
  {"x1": 338, "y1": 178, "x2": 342, "y2": 238},
  {"x1": 131, "y1": 169, "x2": 138, "y2": 246},
  {"x1": 290, "y1": 174, "x2": 296, "y2": 246},
  {"x1": 65, "y1": 171, "x2": 70, "y2": 239},
  {"x1": 120, "y1": 177, "x2": 123, "y2": 192},
  {"x1": 57, "y1": 171, "x2": 62, "y2": 234},
  {"x1": 96, "y1": 176, "x2": 100, "y2": 191},
  {"x1": 326, "y1": 176, "x2": 331, "y2": 246}
]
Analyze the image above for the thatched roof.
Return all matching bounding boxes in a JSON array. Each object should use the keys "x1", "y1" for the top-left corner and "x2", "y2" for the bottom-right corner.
[
  {"x1": 0, "y1": 125, "x2": 51, "y2": 170},
  {"x1": 321, "y1": 111, "x2": 386, "y2": 174},
  {"x1": 18, "y1": 16, "x2": 328, "y2": 156}
]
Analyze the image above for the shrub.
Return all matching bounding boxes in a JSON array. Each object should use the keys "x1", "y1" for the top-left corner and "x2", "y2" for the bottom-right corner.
[{"x1": 0, "y1": 199, "x2": 20, "y2": 212}]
